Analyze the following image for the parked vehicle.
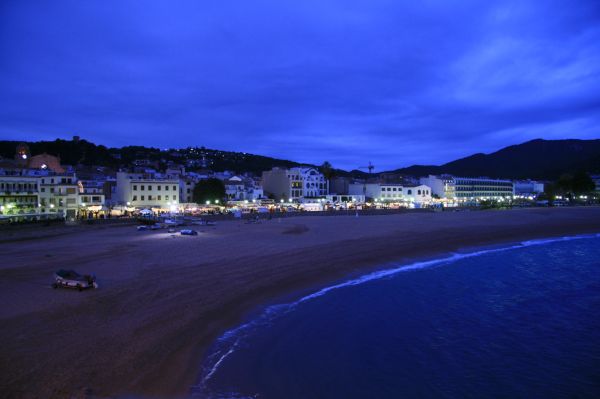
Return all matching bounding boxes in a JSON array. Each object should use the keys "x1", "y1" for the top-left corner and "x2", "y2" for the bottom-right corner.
[
  {"x1": 137, "y1": 225, "x2": 149, "y2": 231},
  {"x1": 53, "y1": 269, "x2": 98, "y2": 291},
  {"x1": 193, "y1": 220, "x2": 216, "y2": 226},
  {"x1": 180, "y1": 229, "x2": 198, "y2": 236}
]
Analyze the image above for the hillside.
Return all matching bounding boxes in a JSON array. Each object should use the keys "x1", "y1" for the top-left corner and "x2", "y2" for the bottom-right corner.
[
  {"x1": 390, "y1": 139, "x2": 600, "y2": 180},
  {"x1": 1, "y1": 138, "x2": 598, "y2": 180},
  {"x1": 0, "y1": 139, "x2": 363, "y2": 177}
]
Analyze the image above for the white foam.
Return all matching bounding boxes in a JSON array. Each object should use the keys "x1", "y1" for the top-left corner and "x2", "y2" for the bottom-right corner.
[
  {"x1": 196, "y1": 232, "x2": 600, "y2": 391},
  {"x1": 203, "y1": 342, "x2": 239, "y2": 382}
]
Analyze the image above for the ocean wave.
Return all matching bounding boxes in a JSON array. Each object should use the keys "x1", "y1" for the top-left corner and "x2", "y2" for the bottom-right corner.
[{"x1": 193, "y1": 232, "x2": 600, "y2": 397}]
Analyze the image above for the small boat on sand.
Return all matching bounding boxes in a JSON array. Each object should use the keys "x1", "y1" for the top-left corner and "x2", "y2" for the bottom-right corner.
[{"x1": 52, "y1": 269, "x2": 98, "y2": 291}]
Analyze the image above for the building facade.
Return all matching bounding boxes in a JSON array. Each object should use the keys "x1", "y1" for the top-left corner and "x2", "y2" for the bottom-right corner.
[
  {"x1": 348, "y1": 183, "x2": 432, "y2": 204},
  {"x1": 514, "y1": 180, "x2": 545, "y2": 197},
  {"x1": 114, "y1": 172, "x2": 180, "y2": 209},
  {"x1": 38, "y1": 174, "x2": 80, "y2": 219},
  {"x1": 262, "y1": 167, "x2": 328, "y2": 201},
  {"x1": 0, "y1": 175, "x2": 39, "y2": 215},
  {"x1": 420, "y1": 175, "x2": 513, "y2": 200}
]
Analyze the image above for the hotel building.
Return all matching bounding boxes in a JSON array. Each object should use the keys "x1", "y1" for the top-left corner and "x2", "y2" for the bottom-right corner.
[
  {"x1": 114, "y1": 171, "x2": 180, "y2": 209},
  {"x1": 420, "y1": 175, "x2": 514, "y2": 200}
]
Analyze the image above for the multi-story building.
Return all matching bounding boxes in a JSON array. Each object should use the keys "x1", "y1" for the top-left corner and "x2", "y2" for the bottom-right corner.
[
  {"x1": 420, "y1": 175, "x2": 513, "y2": 200},
  {"x1": 114, "y1": 171, "x2": 179, "y2": 209},
  {"x1": 262, "y1": 167, "x2": 328, "y2": 201},
  {"x1": 224, "y1": 176, "x2": 245, "y2": 201},
  {"x1": 38, "y1": 174, "x2": 80, "y2": 220},
  {"x1": 0, "y1": 175, "x2": 39, "y2": 215},
  {"x1": 513, "y1": 180, "x2": 545, "y2": 197},
  {"x1": 179, "y1": 177, "x2": 197, "y2": 204},
  {"x1": 223, "y1": 176, "x2": 265, "y2": 202},
  {"x1": 77, "y1": 180, "x2": 106, "y2": 210},
  {"x1": 329, "y1": 177, "x2": 350, "y2": 195},
  {"x1": 349, "y1": 183, "x2": 432, "y2": 204},
  {"x1": 419, "y1": 175, "x2": 455, "y2": 199}
]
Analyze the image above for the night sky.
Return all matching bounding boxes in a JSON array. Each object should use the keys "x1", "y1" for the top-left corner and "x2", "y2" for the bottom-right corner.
[{"x1": 1, "y1": 0, "x2": 599, "y2": 170}]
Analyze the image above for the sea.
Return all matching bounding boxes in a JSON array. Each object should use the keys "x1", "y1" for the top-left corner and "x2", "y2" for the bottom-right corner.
[{"x1": 193, "y1": 234, "x2": 600, "y2": 398}]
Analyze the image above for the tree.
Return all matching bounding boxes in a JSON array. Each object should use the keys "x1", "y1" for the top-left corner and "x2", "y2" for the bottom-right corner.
[
  {"x1": 555, "y1": 171, "x2": 595, "y2": 197},
  {"x1": 571, "y1": 171, "x2": 595, "y2": 194},
  {"x1": 539, "y1": 183, "x2": 557, "y2": 203},
  {"x1": 192, "y1": 178, "x2": 226, "y2": 204},
  {"x1": 319, "y1": 161, "x2": 335, "y2": 181}
]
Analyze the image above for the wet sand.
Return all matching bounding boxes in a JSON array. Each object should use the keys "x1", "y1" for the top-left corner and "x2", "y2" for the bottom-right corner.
[{"x1": 1, "y1": 207, "x2": 600, "y2": 398}]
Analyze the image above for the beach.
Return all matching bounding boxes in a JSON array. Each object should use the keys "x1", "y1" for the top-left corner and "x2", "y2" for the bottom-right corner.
[{"x1": 1, "y1": 207, "x2": 600, "y2": 398}]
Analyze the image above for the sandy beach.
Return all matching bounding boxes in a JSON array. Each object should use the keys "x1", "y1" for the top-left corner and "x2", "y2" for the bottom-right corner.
[{"x1": 1, "y1": 207, "x2": 600, "y2": 399}]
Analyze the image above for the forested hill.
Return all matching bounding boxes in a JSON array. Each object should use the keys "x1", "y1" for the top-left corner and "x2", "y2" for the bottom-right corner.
[
  {"x1": 1, "y1": 138, "x2": 598, "y2": 180},
  {"x1": 389, "y1": 139, "x2": 600, "y2": 180}
]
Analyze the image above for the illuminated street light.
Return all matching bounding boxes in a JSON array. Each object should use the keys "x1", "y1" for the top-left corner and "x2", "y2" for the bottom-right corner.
[
  {"x1": 50, "y1": 204, "x2": 55, "y2": 208},
  {"x1": 127, "y1": 201, "x2": 131, "y2": 206},
  {"x1": 280, "y1": 199, "x2": 284, "y2": 203},
  {"x1": 215, "y1": 200, "x2": 220, "y2": 204},
  {"x1": 206, "y1": 200, "x2": 210, "y2": 205}
]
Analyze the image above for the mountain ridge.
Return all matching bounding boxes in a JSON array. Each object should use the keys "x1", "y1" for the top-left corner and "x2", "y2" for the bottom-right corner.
[{"x1": 1, "y1": 138, "x2": 598, "y2": 180}]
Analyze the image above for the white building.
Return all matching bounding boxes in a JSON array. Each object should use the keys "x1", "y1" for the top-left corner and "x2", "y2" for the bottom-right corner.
[
  {"x1": 348, "y1": 183, "x2": 432, "y2": 204},
  {"x1": 514, "y1": 180, "x2": 545, "y2": 197},
  {"x1": 0, "y1": 175, "x2": 39, "y2": 216},
  {"x1": 77, "y1": 180, "x2": 105, "y2": 211},
  {"x1": 224, "y1": 176, "x2": 245, "y2": 201},
  {"x1": 115, "y1": 171, "x2": 180, "y2": 209},
  {"x1": 420, "y1": 175, "x2": 514, "y2": 200},
  {"x1": 262, "y1": 167, "x2": 328, "y2": 201},
  {"x1": 222, "y1": 176, "x2": 265, "y2": 202},
  {"x1": 419, "y1": 175, "x2": 455, "y2": 199},
  {"x1": 38, "y1": 174, "x2": 80, "y2": 220}
]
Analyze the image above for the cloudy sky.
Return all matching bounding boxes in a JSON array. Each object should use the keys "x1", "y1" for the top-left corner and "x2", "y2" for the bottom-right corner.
[{"x1": 1, "y1": 0, "x2": 599, "y2": 170}]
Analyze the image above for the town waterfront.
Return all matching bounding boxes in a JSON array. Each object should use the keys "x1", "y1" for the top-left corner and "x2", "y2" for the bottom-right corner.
[
  {"x1": 196, "y1": 234, "x2": 600, "y2": 398},
  {"x1": 2, "y1": 208, "x2": 600, "y2": 398}
]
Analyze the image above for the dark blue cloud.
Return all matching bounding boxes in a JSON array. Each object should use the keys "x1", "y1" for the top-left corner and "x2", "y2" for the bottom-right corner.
[{"x1": 0, "y1": 0, "x2": 599, "y2": 170}]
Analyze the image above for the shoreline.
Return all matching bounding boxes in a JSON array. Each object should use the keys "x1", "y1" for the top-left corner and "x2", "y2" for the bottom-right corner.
[
  {"x1": 2, "y1": 207, "x2": 600, "y2": 398},
  {"x1": 195, "y1": 231, "x2": 600, "y2": 395}
]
